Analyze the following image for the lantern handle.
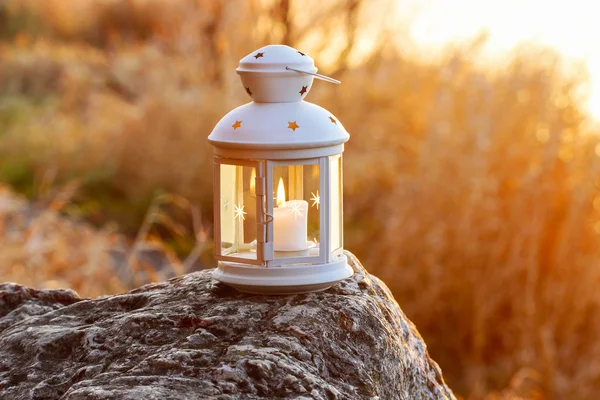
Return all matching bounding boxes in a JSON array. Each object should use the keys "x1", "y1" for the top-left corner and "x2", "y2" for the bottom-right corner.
[{"x1": 285, "y1": 67, "x2": 341, "y2": 84}]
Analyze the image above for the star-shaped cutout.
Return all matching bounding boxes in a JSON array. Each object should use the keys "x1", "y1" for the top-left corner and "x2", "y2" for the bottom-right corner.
[
  {"x1": 254, "y1": 52, "x2": 264, "y2": 59},
  {"x1": 299, "y1": 86, "x2": 308, "y2": 95},
  {"x1": 310, "y1": 191, "x2": 320, "y2": 209},
  {"x1": 288, "y1": 121, "x2": 299, "y2": 131},
  {"x1": 298, "y1": 51, "x2": 306, "y2": 56},
  {"x1": 233, "y1": 203, "x2": 247, "y2": 221},
  {"x1": 329, "y1": 116, "x2": 337, "y2": 124},
  {"x1": 245, "y1": 87, "x2": 252, "y2": 96},
  {"x1": 232, "y1": 120, "x2": 242, "y2": 130},
  {"x1": 287, "y1": 201, "x2": 304, "y2": 220}
]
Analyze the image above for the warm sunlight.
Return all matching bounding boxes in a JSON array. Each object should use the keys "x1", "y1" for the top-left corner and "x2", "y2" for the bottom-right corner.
[
  {"x1": 3, "y1": 1, "x2": 600, "y2": 398},
  {"x1": 395, "y1": 0, "x2": 600, "y2": 119}
]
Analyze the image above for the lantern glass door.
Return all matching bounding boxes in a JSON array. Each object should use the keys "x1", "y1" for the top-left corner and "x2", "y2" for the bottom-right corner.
[
  {"x1": 218, "y1": 162, "x2": 259, "y2": 261},
  {"x1": 269, "y1": 161, "x2": 323, "y2": 263}
]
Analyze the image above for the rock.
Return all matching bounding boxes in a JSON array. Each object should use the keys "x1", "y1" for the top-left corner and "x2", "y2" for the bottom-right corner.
[{"x1": 0, "y1": 251, "x2": 455, "y2": 399}]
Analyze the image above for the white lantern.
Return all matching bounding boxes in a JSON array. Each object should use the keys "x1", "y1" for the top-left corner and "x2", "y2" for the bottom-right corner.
[{"x1": 208, "y1": 45, "x2": 353, "y2": 294}]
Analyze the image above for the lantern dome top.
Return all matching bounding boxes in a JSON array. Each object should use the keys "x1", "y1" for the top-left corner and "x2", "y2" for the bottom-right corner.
[{"x1": 208, "y1": 101, "x2": 349, "y2": 150}]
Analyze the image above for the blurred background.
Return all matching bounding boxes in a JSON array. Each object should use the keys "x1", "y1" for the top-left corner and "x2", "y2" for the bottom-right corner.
[{"x1": 1, "y1": 0, "x2": 599, "y2": 398}]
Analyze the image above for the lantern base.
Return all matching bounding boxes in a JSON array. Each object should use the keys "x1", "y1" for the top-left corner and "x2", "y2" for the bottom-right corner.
[{"x1": 212, "y1": 255, "x2": 353, "y2": 295}]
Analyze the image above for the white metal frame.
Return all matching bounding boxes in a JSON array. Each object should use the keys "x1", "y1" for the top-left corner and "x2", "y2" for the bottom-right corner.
[
  {"x1": 214, "y1": 153, "x2": 344, "y2": 269},
  {"x1": 328, "y1": 154, "x2": 344, "y2": 261}
]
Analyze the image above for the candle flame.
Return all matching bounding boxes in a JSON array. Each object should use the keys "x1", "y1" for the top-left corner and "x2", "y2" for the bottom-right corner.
[
  {"x1": 249, "y1": 169, "x2": 256, "y2": 195},
  {"x1": 276, "y1": 177, "x2": 286, "y2": 207}
]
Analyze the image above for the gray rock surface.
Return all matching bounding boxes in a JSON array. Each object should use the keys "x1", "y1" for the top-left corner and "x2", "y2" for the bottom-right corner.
[{"x1": 0, "y1": 252, "x2": 455, "y2": 399}]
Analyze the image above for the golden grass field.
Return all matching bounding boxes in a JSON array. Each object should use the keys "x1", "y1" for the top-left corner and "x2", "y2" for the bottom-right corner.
[{"x1": 1, "y1": 1, "x2": 600, "y2": 398}]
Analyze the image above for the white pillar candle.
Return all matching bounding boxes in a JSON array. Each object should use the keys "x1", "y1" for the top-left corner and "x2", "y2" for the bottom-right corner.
[{"x1": 273, "y1": 200, "x2": 308, "y2": 251}]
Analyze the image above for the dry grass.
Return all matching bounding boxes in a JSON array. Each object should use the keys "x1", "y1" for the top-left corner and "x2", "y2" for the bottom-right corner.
[
  {"x1": 1, "y1": 0, "x2": 600, "y2": 398},
  {"x1": 0, "y1": 184, "x2": 123, "y2": 298},
  {"x1": 337, "y1": 53, "x2": 600, "y2": 398},
  {"x1": 0, "y1": 184, "x2": 206, "y2": 298}
]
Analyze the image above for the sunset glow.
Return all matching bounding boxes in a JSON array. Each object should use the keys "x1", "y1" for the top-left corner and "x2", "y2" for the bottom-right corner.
[{"x1": 393, "y1": 0, "x2": 600, "y2": 118}]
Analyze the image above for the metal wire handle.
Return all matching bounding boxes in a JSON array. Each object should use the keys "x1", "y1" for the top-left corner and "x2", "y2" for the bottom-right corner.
[{"x1": 285, "y1": 66, "x2": 341, "y2": 84}]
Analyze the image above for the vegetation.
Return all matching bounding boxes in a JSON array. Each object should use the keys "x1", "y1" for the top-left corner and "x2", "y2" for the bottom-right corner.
[{"x1": 1, "y1": 0, "x2": 599, "y2": 398}]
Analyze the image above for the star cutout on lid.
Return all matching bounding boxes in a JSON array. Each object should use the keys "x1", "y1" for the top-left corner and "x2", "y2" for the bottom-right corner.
[
  {"x1": 329, "y1": 116, "x2": 337, "y2": 124},
  {"x1": 288, "y1": 121, "x2": 299, "y2": 131},
  {"x1": 232, "y1": 120, "x2": 242, "y2": 130},
  {"x1": 298, "y1": 51, "x2": 306, "y2": 56},
  {"x1": 245, "y1": 87, "x2": 252, "y2": 96},
  {"x1": 299, "y1": 86, "x2": 308, "y2": 95},
  {"x1": 254, "y1": 52, "x2": 264, "y2": 59}
]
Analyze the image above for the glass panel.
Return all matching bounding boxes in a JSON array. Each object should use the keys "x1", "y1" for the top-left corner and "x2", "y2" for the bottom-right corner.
[
  {"x1": 330, "y1": 155, "x2": 342, "y2": 251},
  {"x1": 272, "y1": 163, "x2": 320, "y2": 259},
  {"x1": 219, "y1": 164, "x2": 257, "y2": 259},
  {"x1": 304, "y1": 164, "x2": 321, "y2": 247}
]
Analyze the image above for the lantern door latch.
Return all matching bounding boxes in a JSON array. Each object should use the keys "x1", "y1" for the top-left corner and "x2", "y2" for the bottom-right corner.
[
  {"x1": 255, "y1": 176, "x2": 269, "y2": 241},
  {"x1": 254, "y1": 175, "x2": 274, "y2": 261}
]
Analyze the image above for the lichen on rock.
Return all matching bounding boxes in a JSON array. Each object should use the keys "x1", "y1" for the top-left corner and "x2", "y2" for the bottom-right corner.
[{"x1": 0, "y1": 251, "x2": 455, "y2": 399}]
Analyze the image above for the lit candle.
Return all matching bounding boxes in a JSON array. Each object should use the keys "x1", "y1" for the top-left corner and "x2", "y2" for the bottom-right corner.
[{"x1": 273, "y1": 178, "x2": 308, "y2": 251}]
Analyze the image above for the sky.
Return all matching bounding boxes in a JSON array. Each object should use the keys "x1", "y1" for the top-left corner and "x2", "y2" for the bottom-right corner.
[{"x1": 392, "y1": 0, "x2": 600, "y2": 118}]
